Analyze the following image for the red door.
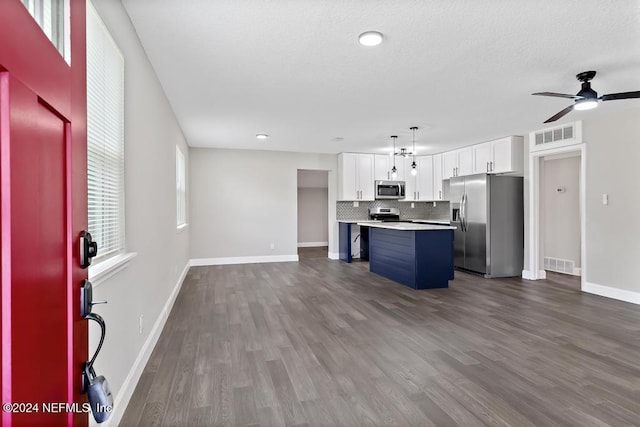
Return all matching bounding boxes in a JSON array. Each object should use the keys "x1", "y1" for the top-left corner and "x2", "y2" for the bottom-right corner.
[{"x1": 0, "y1": 1, "x2": 88, "y2": 426}]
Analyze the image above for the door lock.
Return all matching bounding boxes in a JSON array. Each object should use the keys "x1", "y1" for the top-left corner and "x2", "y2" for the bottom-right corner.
[{"x1": 80, "y1": 231, "x2": 98, "y2": 268}]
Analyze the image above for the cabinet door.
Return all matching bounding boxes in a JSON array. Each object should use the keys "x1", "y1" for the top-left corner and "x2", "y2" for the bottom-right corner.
[
  {"x1": 374, "y1": 154, "x2": 391, "y2": 181},
  {"x1": 416, "y1": 155, "x2": 434, "y2": 200},
  {"x1": 473, "y1": 142, "x2": 492, "y2": 173},
  {"x1": 433, "y1": 153, "x2": 444, "y2": 200},
  {"x1": 338, "y1": 153, "x2": 358, "y2": 200},
  {"x1": 458, "y1": 147, "x2": 474, "y2": 176},
  {"x1": 358, "y1": 154, "x2": 375, "y2": 200},
  {"x1": 442, "y1": 151, "x2": 458, "y2": 179},
  {"x1": 403, "y1": 157, "x2": 417, "y2": 201}
]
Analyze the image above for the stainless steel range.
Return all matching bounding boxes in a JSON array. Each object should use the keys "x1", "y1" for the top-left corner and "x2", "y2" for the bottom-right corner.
[{"x1": 369, "y1": 207, "x2": 400, "y2": 222}]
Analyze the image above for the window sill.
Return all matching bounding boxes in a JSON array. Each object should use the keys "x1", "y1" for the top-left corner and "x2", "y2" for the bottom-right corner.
[
  {"x1": 177, "y1": 223, "x2": 189, "y2": 233},
  {"x1": 89, "y1": 252, "x2": 138, "y2": 287}
]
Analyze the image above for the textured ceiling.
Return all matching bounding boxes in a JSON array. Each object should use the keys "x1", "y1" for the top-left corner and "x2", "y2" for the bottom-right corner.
[{"x1": 121, "y1": 0, "x2": 640, "y2": 154}]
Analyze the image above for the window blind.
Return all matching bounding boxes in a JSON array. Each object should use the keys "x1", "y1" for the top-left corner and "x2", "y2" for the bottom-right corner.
[
  {"x1": 87, "y1": 3, "x2": 125, "y2": 262},
  {"x1": 176, "y1": 146, "x2": 186, "y2": 227}
]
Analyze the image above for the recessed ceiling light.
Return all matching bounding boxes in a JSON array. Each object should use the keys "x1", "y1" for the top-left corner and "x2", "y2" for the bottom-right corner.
[
  {"x1": 256, "y1": 134, "x2": 269, "y2": 140},
  {"x1": 358, "y1": 31, "x2": 383, "y2": 47}
]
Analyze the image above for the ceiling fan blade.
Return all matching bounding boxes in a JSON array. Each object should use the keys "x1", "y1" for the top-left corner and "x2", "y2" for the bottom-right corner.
[
  {"x1": 543, "y1": 105, "x2": 575, "y2": 123},
  {"x1": 532, "y1": 92, "x2": 580, "y2": 99},
  {"x1": 600, "y1": 91, "x2": 640, "y2": 101}
]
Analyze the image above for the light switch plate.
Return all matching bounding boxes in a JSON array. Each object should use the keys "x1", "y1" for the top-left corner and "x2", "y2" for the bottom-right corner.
[
  {"x1": 353, "y1": 201, "x2": 359, "y2": 207},
  {"x1": 411, "y1": 202, "x2": 415, "y2": 208},
  {"x1": 602, "y1": 194, "x2": 608, "y2": 205}
]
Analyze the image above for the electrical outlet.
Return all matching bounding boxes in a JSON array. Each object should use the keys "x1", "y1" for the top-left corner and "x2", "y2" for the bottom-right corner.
[
  {"x1": 270, "y1": 243, "x2": 275, "y2": 250},
  {"x1": 353, "y1": 201, "x2": 359, "y2": 207},
  {"x1": 139, "y1": 314, "x2": 144, "y2": 335},
  {"x1": 433, "y1": 201, "x2": 437, "y2": 207},
  {"x1": 411, "y1": 202, "x2": 415, "y2": 209}
]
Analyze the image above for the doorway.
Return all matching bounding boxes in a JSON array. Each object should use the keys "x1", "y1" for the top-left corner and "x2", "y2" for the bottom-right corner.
[
  {"x1": 540, "y1": 154, "x2": 582, "y2": 277},
  {"x1": 527, "y1": 139, "x2": 586, "y2": 291},
  {"x1": 297, "y1": 170, "x2": 329, "y2": 259}
]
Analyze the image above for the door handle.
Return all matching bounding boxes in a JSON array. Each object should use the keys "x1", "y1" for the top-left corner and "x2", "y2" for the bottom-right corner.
[
  {"x1": 459, "y1": 193, "x2": 465, "y2": 231},
  {"x1": 80, "y1": 280, "x2": 113, "y2": 423}
]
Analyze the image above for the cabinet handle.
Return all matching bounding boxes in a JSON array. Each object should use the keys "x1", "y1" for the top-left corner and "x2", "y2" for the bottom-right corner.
[
  {"x1": 417, "y1": 191, "x2": 420, "y2": 200},
  {"x1": 439, "y1": 190, "x2": 442, "y2": 199},
  {"x1": 486, "y1": 162, "x2": 489, "y2": 172},
  {"x1": 490, "y1": 161, "x2": 494, "y2": 172}
]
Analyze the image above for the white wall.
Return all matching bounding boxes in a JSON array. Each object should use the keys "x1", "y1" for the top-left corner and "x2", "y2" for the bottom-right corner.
[
  {"x1": 297, "y1": 188, "x2": 329, "y2": 245},
  {"x1": 542, "y1": 155, "x2": 581, "y2": 268},
  {"x1": 583, "y1": 106, "x2": 640, "y2": 293},
  {"x1": 88, "y1": 1, "x2": 190, "y2": 425},
  {"x1": 190, "y1": 148, "x2": 337, "y2": 260}
]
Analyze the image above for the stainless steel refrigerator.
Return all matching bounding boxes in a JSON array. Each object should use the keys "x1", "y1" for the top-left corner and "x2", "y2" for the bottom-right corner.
[{"x1": 447, "y1": 173, "x2": 523, "y2": 277}]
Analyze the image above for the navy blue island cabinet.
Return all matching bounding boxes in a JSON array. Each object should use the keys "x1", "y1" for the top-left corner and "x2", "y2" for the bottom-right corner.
[{"x1": 367, "y1": 224, "x2": 455, "y2": 289}]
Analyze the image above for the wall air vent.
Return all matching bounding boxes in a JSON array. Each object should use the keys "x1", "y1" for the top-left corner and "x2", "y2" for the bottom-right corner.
[
  {"x1": 534, "y1": 125, "x2": 574, "y2": 145},
  {"x1": 530, "y1": 121, "x2": 582, "y2": 152},
  {"x1": 544, "y1": 256, "x2": 580, "y2": 276}
]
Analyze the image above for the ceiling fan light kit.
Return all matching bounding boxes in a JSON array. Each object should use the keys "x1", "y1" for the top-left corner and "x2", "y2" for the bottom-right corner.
[{"x1": 533, "y1": 70, "x2": 640, "y2": 123}]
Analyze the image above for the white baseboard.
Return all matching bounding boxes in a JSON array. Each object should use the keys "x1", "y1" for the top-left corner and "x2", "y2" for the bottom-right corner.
[
  {"x1": 521, "y1": 269, "x2": 547, "y2": 280},
  {"x1": 583, "y1": 281, "x2": 640, "y2": 305},
  {"x1": 190, "y1": 254, "x2": 299, "y2": 266},
  {"x1": 328, "y1": 252, "x2": 339, "y2": 260},
  {"x1": 100, "y1": 262, "x2": 191, "y2": 427},
  {"x1": 297, "y1": 241, "x2": 329, "y2": 248}
]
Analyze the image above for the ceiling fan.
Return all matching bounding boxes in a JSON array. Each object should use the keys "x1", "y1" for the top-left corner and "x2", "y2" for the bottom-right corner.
[{"x1": 532, "y1": 71, "x2": 640, "y2": 123}]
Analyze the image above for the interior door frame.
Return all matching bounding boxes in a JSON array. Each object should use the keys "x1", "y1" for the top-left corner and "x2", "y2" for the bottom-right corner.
[{"x1": 526, "y1": 134, "x2": 586, "y2": 291}]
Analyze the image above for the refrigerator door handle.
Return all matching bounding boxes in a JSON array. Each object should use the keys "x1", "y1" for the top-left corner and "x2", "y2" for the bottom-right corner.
[
  {"x1": 459, "y1": 193, "x2": 465, "y2": 232},
  {"x1": 462, "y1": 192, "x2": 468, "y2": 232}
]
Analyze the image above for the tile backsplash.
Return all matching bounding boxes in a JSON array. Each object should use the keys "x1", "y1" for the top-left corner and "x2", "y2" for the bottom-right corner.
[{"x1": 336, "y1": 200, "x2": 450, "y2": 222}]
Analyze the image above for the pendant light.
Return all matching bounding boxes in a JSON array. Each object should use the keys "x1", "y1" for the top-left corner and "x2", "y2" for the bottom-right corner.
[
  {"x1": 390, "y1": 135, "x2": 398, "y2": 179},
  {"x1": 410, "y1": 126, "x2": 418, "y2": 176}
]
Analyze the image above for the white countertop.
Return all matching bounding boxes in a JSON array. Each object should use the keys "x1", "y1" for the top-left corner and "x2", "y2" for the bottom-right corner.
[
  {"x1": 338, "y1": 220, "x2": 382, "y2": 224},
  {"x1": 411, "y1": 219, "x2": 451, "y2": 225},
  {"x1": 356, "y1": 222, "x2": 456, "y2": 231}
]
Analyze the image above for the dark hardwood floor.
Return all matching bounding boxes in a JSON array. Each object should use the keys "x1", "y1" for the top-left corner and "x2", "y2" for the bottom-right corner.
[{"x1": 121, "y1": 252, "x2": 640, "y2": 426}]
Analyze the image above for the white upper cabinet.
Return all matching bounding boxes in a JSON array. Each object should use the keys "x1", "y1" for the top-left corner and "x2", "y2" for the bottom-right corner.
[
  {"x1": 338, "y1": 153, "x2": 374, "y2": 201},
  {"x1": 416, "y1": 156, "x2": 434, "y2": 201},
  {"x1": 443, "y1": 147, "x2": 472, "y2": 178},
  {"x1": 432, "y1": 153, "x2": 444, "y2": 200},
  {"x1": 442, "y1": 150, "x2": 458, "y2": 179},
  {"x1": 403, "y1": 156, "x2": 434, "y2": 201},
  {"x1": 457, "y1": 147, "x2": 473, "y2": 176},
  {"x1": 492, "y1": 136, "x2": 524, "y2": 174},
  {"x1": 472, "y1": 136, "x2": 524, "y2": 175},
  {"x1": 472, "y1": 142, "x2": 493, "y2": 173},
  {"x1": 374, "y1": 154, "x2": 391, "y2": 181}
]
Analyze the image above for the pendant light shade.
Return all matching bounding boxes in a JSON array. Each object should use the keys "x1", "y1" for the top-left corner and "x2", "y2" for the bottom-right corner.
[
  {"x1": 410, "y1": 126, "x2": 418, "y2": 176},
  {"x1": 390, "y1": 136, "x2": 398, "y2": 179}
]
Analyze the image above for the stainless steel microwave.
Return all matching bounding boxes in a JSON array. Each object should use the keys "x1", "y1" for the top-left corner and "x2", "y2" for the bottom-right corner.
[{"x1": 375, "y1": 180, "x2": 405, "y2": 199}]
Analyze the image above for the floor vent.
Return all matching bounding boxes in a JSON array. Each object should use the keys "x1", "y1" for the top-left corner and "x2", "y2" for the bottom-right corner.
[
  {"x1": 534, "y1": 124, "x2": 574, "y2": 146},
  {"x1": 544, "y1": 256, "x2": 579, "y2": 275}
]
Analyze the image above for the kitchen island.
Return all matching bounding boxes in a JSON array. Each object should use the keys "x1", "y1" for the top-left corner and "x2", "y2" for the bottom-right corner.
[{"x1": 357, "y1": 222, "x2": 455, "y2": 289}]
